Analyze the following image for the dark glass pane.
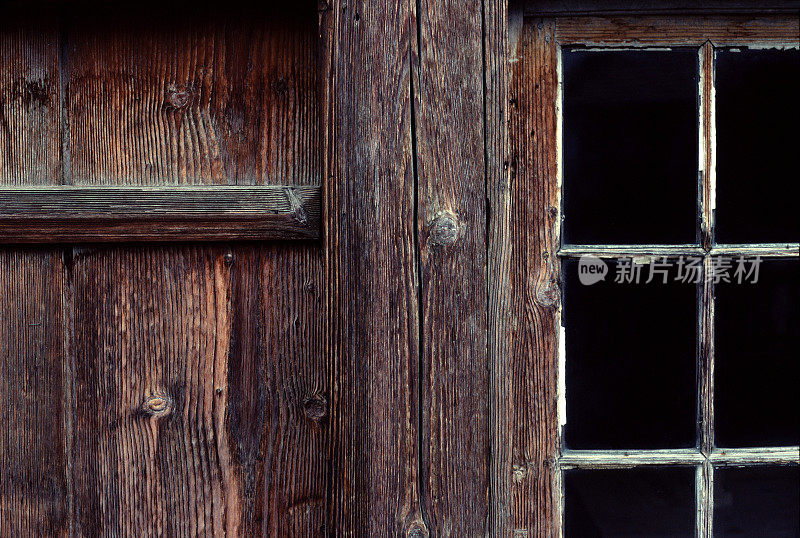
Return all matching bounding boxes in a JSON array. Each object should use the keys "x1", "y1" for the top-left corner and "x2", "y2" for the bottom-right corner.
[
  {"x1": 715, "y1": 258, "x2": 799, "y2": 447},
  {"x1": 564, "y1": 467, "x2": 696, "y2": 537},
  {"x1": 716, "y1": 49, "x2": 800, "y2": 243},
  {"x1": 714, "y1": 466, "x2": 800, "y2": 537},
  {"x1": 562, "y1": 49, "x2": 698, "y2": 245},
  {"x1": 564, "y1": 257, "x2": 696, "y2": 449}
]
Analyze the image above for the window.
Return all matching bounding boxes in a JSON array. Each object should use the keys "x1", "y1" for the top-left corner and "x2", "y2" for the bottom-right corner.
[{"x1": 544, "y1": 15, "x2": 798, "y2": 536}]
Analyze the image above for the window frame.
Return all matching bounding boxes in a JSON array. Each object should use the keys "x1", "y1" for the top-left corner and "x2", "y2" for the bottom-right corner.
[{"x1": 510, "y1": 13, "x2": 800, "y2": 537}]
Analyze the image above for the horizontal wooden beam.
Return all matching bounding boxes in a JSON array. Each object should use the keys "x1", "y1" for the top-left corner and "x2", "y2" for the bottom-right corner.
[
  {"x1": 525, "y1": 1, "x2": 800, "y2": 16},
  {"x1": 555, "y1": 15, "x2": 800, "y2": 46},
  {"x1": 0, "y1": 185, "x2": 321, "y2": 243}
]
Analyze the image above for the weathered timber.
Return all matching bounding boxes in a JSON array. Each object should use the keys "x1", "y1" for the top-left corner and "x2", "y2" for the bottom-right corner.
[
  {"x1": 0, "y1": 21, "x2": 69, "y2": 536},
  {"x1": 555, "y1": 15, "x2": 800, "y2": 46},
  {"x1": 495, "y1": 17, "x2": 561, "y2": 537},
  {"x1": 64, "y1": 9, "x2": 327, "y2": 536},
  {"x1": 485, "y1": 0, "x2": 517, "y2": 535},
  {"x1": 526, "y1": 0, "x2": 800, "y2": 16},
  {"x1": 412, "y1": 0, "x2": 489, "y2": 534},
  {"x1": 0, "y1": 185, "x2": 321, "y2": 242},
  {"x1": 325, "y1": 0, "x2": 426, "y2": 535},
  {"x1": 0, "y1": 251, "x2": 68, "y2": 536}
]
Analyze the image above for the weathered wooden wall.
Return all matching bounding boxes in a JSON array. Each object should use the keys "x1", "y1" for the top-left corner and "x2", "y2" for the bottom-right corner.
[
  {"x1": 2, "y1": 7, "x2": 326, "y2": 536},
  {"x1": 3, "y1": 0, "x2": 518, "y2": 534}
]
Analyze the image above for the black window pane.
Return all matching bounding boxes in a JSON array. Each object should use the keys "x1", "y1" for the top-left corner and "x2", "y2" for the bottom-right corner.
[
  {"x1": 563, "y1": 50, "x2": 698, "y2": 245},
  {"x1": 716, "y1": 49, "x2": 800, "y2": 243},
  {"x1": 714, "y1": 466, "x2": 800, "y2": 537},
  {"x1": 564, "y1": 257, "x2": 696, "y2": 449},
  {"x1": 564, "y1": 467, "x2": 696, "y2": 537},
  {"x1": 715, "y1": 258, "x2": 800, "y2": 447}
]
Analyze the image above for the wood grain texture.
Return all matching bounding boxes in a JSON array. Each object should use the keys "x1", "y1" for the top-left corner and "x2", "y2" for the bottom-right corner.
[
  {"x1": 555, "y1": 15, "x2": 800, "y2": 46},
  {"x1": 0, "y1": 20, "x2": 68, "y2": 536},
  {"x1": 412, "y1": 0, "x2": 488, "y2": 534},
  {"x1": 525, "y1": 0, "x2": 800, "y2": 16},
  {"x1": 69, "y1": 246, "x2": 238, "y2": 535},
  {"x1": 0, "y1": 250, "x2": 68, "y2": 536},
  {"x1": 68, "y1": 10, "x2": 319, "y2": 186},
  {"x1": 485, "y1": 0, "x2": 517, "y2": 535},
  {"x1": 0, "y1": 185, "x2": 321, "y2": 242},
  {"x1": 63, "y1": 8, "x2": 327, "y2": 536},
  {"x1": 325, "y1": 0, "x2": 426, "y2": 534},
  {"x1": 496, "y1": 18, "x2": 561, "y2": 536},
  {"x1": 0, "y1": 21, "x2": 62, "y2": 184}
]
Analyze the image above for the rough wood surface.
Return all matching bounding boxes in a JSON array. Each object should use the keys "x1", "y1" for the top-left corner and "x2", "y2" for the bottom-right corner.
[
  {"x1": 67, "y1": 12, "x2": 319, "y2": 186},
  {"x1": 0, "y1": 21, "x2": 68, "y2": 535},
  {"x1": 493, "y1": 18, "x2": 561, "y2": 537},
  {"x1": 555, "y1": 15, "x2": 800, "y2": 46},
  {"x1": 0, "y1": 251, "x2": 68, "y2": 536},
  {"x1": 484, "y1": 0, "x2": 515, "y2": 535},
  {"x1": 0, "y1": 185, "x2": 321, "y2": 242},
  {"x1": 325, "y1": 0, "x2": 426, "y2": 534},
  {"x1": 0, "y1": 22, "x2": 62, "y2": 184},
  {"x1": 64, "y1": 10, "x2": 326, "y2": 534},
  {"x1": 412, "y1": 0, "x2": 489, "y2": 534},
  {"x1": 525, "y1": 0, "x2": 800, "y2": 16},
  {"x1": 4, "y1": 9, "x2": 328, "y2": 535}
]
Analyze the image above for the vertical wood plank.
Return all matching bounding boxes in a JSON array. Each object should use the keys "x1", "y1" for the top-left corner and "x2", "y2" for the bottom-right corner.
[
  {"x1": 485, "y1": 0, "x2": 516, "y2": 535},
  {"x1": 492, "y1": 18, "x2": 561, "y2": 536},
  {"x1": 70, "y1": 246, "x2": 238, "y2": 535},
  {"x1": 0, "y1": 21, "x2": 68, "y2": 536},
  {"x1": 325, "y1": 0, "x2": 426, "y2": 534},
  {"x1": 0, "y1": 250, "x2": 68, "y2": 536},
  {"x1": 68, "y1": 11, "x2": 319, "y2": 186},
  {"x1": 67, "y1": 8, "x2": 326, "y2": 535},
  {"x1": 412, "y1": 0, "x2": 488, "y2": 533},
  {"x1": 0, "y1": 22, "x2": 61, "y2": 183}
]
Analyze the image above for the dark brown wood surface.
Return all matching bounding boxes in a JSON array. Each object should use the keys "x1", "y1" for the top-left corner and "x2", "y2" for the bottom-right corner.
[
  {"x1": 66, "y1": 10, "x2": 326, "y2": 536},
  {"x1": 525, "y1": 0, "x2": 800, "y2": 15},
  {"x1": 555, "y1": 15, "x2": 800, "y2": 45},
  {"x1": 0, "y1": 185, "x2": 321, "y2": 242},
  {"x1": 497, "y1": 18, "x2": 561, "y2": 536},
  {"x1": 0, "y1": 23, "x2": 69, "y2": 536},
  {"x1": 0, "y1": 24, "x2": 62, "y2": 185},
  {"x1": 324, "y1": 0, "x2": 426, "y2": 534},
  {"x1": 0, "y1": 250, "x2": 68, "y2": 536},
  {"x1": 1, "y1": 9, "x2": 327, "y2": 536},
  {"x1": 413, "y1": 0, "x2": 489, "y2": 534}
]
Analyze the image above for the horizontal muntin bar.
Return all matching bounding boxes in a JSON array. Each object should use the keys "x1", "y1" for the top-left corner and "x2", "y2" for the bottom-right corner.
[
  {"x1": 558, "y1": 245, "x2": 705, "y2": 258},
  {"x1": 710, "y1": 244, "x2": 799, "y2": 258},
  {"x1": 0, "y1": 185, "x2": 321, "y2": 243},
  {"x1": 559, "y1": 449, "x2": 705, "y2": 468},
  {"x1": 559, "y1": 447, "x2": 800, "y2": 469},
  {"x1": 559, "y1": 243, "x2": 799, "y2": 258},
  {"x1": 709, "y1": 446, "x2": 800, "y2": 466}
]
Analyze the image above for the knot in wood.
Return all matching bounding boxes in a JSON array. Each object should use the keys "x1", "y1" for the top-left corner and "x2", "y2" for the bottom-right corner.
[
  {"x1": 406, "y1": 522, "x2": 429, "y2": 538},
  {"x1": 536, "y1": 283, "x2": 559, "y2": 308},
  {"x1": 302, "y1": 393, "x2": 328, "y2": 422},
  {"x1": 167, "y1": 84, "x2": 191, "y2": 109},
  {"x1": 428, "y1": 213, "x2": 461, "y2": 247},
  {"x1": 143, "y1": 394, "x2": 173, "y2": 418}
]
